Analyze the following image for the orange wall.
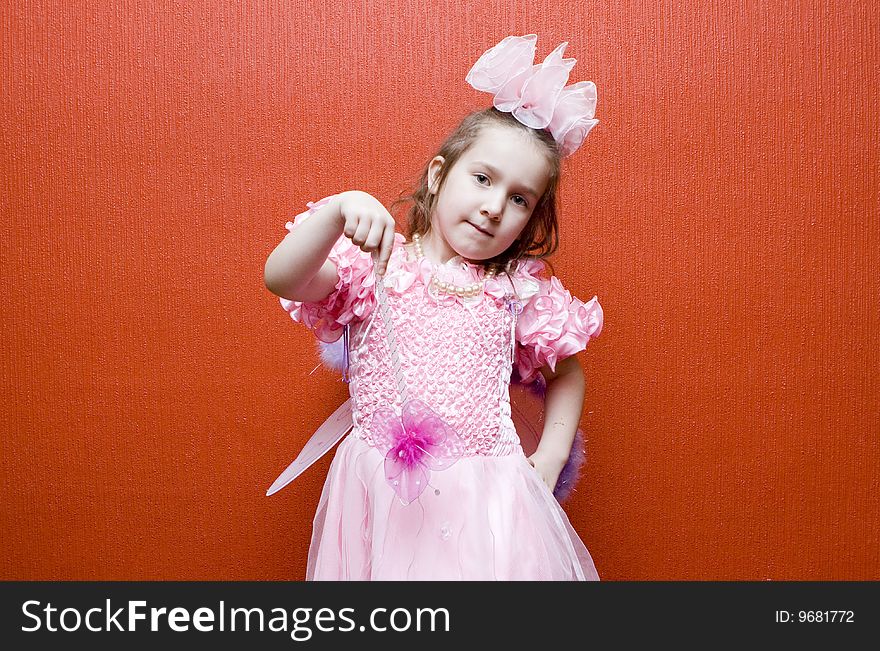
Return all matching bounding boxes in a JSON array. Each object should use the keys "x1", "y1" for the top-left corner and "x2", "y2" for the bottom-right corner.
[{"x1": 2, "y1": 1, "x2": 877, "y2": 580}]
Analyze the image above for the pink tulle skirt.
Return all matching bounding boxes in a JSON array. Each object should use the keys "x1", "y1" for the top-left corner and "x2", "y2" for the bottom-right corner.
[{"x1": 306, "y1": 434, "x2": 600, "y2": 580}]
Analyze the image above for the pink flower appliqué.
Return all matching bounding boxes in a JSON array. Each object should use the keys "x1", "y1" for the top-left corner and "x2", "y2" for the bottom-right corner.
[{"x1": 370, "y1": 399, "x2": 464, "y2": 506}]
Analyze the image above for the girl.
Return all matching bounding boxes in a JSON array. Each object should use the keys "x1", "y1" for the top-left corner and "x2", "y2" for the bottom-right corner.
[{"x1": 264, "y1": 34, "x2": 603, "y2": 580}]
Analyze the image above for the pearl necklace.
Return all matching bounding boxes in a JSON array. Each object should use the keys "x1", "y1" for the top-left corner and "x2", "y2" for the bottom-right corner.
[{"x1": 411, "y1": 233, "x2": 498, "y2": 298}]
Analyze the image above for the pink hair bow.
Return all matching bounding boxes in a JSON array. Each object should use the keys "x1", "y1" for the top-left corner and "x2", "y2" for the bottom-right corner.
[
  {"x1": 465, "y1": 34, "x2": 599, "y2": 157},
  {"x1": 371, "y1": 399, "x2": 464, "y2": 506}
]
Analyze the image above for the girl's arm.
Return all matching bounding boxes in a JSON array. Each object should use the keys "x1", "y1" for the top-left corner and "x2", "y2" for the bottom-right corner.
[
  {"x1": 528, "y1": 355, "x2": 586, "y2": 491},
  {"x1": 264, "y1": 194, "x2": 346, "y2": 303}
]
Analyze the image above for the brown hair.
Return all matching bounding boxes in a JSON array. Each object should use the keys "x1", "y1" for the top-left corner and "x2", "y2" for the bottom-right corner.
[{"x1": 389, "y1": 107, "x2": 561, "y2": 279}]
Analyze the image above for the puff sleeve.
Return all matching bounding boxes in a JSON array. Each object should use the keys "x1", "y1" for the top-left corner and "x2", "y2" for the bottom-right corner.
[
  {"x1": 514, "y1": 261, "x2": 604, "y2": 384},
  {"x1": 278, "y1": 196, "x2": 377, "y2": 343}
]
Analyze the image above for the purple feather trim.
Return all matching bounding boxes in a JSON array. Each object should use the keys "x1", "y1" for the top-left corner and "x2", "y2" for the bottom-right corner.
[
  {"x1": 318, "y1": 338, "x2": 347, "y2": 371},
  {"x1": 552, "y1": 428, "x2": 585, "y2": 502}
]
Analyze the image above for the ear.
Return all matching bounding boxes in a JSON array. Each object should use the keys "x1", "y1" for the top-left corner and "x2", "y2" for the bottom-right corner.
[{"x1": 427, "y1": 156, "x2": 445, "y2": 195}]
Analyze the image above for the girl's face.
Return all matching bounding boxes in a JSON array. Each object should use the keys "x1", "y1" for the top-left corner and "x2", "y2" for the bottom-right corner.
[{"x1": 423, "y1": 125, "x2": 551, "y2": 264}]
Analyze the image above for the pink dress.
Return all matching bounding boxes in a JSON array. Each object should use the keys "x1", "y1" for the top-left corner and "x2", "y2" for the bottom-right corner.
[{"x1": 279, "y1": 196, "x2": 604, "y2": 580}]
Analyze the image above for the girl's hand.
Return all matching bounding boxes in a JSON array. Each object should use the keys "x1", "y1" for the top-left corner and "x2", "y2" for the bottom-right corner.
[
  {"x1": 337, "y1": 190, "x2": 397, "y2": 276},
  {"x1": 527, "y1": 450, "x2": 567, "y2": 493}
]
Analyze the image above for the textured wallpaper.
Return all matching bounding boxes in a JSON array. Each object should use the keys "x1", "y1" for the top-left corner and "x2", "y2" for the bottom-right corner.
[{"x1": 1, "y1": 0, "x2": 877, "y2": 579}]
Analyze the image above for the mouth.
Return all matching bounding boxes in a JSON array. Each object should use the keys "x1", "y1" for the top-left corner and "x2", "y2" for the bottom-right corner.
[{"x1": 467, "y1": 221, "x2": 493, "y2": 237}]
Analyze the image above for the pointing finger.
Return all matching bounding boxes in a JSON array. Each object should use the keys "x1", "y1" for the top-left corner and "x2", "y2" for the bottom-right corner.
[{"x1": 377, "y1": 221, "x2": 396, "y2": 276}]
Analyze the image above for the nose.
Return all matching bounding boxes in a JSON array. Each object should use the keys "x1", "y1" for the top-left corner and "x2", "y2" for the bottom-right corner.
[{"x1": 480, "y1": 192, "x2": 504, "y2": 221}]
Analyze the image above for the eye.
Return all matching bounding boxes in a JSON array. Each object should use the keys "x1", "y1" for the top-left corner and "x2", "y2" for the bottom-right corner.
[{"x1": 474, "y1": 174, "x2": 529, "y2": 208}]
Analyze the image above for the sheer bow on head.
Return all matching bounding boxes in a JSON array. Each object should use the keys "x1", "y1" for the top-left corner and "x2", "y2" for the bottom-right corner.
[{"x1": 465, "y1": 34, "x2": 599, "y2": 158}]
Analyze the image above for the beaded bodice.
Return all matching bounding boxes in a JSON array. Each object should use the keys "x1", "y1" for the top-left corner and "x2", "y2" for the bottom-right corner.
[{"x1": 347, "y1": 247, "x2": 522, "y2": 457}]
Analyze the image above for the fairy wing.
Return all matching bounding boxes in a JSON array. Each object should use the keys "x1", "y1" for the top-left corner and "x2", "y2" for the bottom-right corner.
[{"x1": 265, "y1": 398, "x2": 353, "y2": 496}]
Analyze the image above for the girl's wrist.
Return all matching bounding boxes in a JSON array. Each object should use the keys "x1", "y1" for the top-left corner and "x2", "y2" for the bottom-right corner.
[
  {"x1": 325, "y1": 193, "x2": 347, "y2": 231},
  {"x1": 534, "y1": 444, "x2": 570, "y2": 467}
]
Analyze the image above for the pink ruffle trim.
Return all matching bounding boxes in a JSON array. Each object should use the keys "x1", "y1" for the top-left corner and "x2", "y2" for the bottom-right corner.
[
  {"x1": 278, "y1": 196, "x2": 404, "y2": 343},
  {"x1": 511, "y1": 260, "x2": 604, "y2": 384}
]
